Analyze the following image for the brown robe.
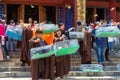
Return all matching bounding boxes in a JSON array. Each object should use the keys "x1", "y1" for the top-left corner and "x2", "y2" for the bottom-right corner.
[
  {"x1": 54, "y1": 35, "x2": 70, "y2": 77},
  {"x1": 16, "y1": 41, "x2": 22, "y2": 48},
  {"x1": 29, "y1": 38, "x2": 55, "y2": 80},
  {"x1": 20, "y1": 28, "x2": 33, "y2": 64},
  {"x1": 79, "y1": 32, "x2": 92, "y2": 64},
  {"x1": 63, "y1": 55, "x2": 70, "y2": 75}
]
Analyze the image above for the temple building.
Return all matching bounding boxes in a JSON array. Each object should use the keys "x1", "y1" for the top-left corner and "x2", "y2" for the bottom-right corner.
[{"x1": 0, "y1": 0, "x2": 120, "y2": 29}]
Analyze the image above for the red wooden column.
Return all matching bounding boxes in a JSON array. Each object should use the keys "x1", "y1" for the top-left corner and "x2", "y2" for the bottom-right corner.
[
  {"x1": 74, "y1": 0, "x2": 77, "y2": 28},
  {"x1": 109, "y1": 0, "x2": 117, "y2": 21}
]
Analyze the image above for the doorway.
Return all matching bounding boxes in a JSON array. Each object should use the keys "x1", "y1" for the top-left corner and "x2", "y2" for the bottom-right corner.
[
  {"x1": 45, "y1": 6, "x2": 56, "y2": 24},
  {"x1": 7, "y1": 4, "x2": 20, "y2": 23},
  {"x1": 96, "y1": 8, "x2": 105, "y2": 21},
  {"x1": 24, "y1": 5, "x2": 39, "y2": 23},
  {"x1": 86, "y1": 8, "x2": 94, "y2": 24}
]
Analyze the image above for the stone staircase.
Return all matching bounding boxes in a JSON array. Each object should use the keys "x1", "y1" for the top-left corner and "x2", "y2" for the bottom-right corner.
[{"x1": 1, "y1": 49, "x2": 120, "y2": 80}]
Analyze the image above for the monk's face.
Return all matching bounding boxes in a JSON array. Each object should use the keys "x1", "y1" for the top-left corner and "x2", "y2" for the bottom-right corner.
[
  {"x1": 28, "y1": 18, "x2": 32, "y2": 23},
  {"x1": 56, "y1": 30, "x2": 62, "y2": 37},
  {"x1": 36, "y1": 33, "x2": 42, "y2": 39},
  {"x1": 60, "y1": 24, "x2": 65, "y2": 30}
]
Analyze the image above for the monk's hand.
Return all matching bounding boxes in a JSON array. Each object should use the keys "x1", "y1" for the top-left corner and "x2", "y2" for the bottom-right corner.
[
  {"x1": 61, "y1": 35, "x2": 65, "y2": 38},
  {"x1": 54, "y1": 37, "x2": 59, "y2": 41},
  {"x1": 59, "y1": 37, "x2": 63, "y2": 40},
  {"x1": 68, "y1": 27, "x2": 74, "y2": 31},
  {"x1": 34, "y1": 38, "x2": 40, "y2": 43}
]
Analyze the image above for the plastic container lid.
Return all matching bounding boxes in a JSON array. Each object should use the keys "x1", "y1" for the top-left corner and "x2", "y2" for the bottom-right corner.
[
  {"x1": 69, "y1": 32, "x2": 84, "y2": 39},
  {"x1": 96, "y1": 26, "x2": 120, "y2": 37},
  {"x1": 30, "y1": 45, "x2": 54, "y2": 60},
  {"x1": 54, "y1": 39, "x2": 80, "y2": 56}
]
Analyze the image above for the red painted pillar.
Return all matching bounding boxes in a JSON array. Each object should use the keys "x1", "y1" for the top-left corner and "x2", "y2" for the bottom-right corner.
[
  {"x1": 109, "y1": 0, "x2": 117, "y2": 21},
  {"x1": 74, "y1": 0, "x2": 77, "y2": 28}
]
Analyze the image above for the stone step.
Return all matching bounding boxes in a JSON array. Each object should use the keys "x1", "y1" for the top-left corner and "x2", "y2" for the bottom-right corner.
[
  {"x1": 71, "y1": 66, "x2": 118, "y2": 71},
  {"x1": 0, "y1": 61, "x2": 119, "y2": 67},
  {"x1": 1, "y1": 77, "x2": 120, "y2": 80},
  {"x1": 0, "y1": 65, "x2": 119, "y2": 72},
  {"x1": 71, "y1": 55, "x2": 120, "y2": 58},
  {"x1": 1, "y1": 57, "x2": 119, "y2": 64},
  {"x1": 3, "y1": 52, "x2": 20, "y2": 58},
  {"x1": 1, "y1": 71, "x2": 120, "y2": 78},
  {"x1": 0, "y1": 66, "x2": 30, "y2": 72},
  {"x1": 71, "y1": 62, "x2": 120, "y2": 66},
  {"x1": 63, "y1": 76, "x2": 120, "y2": 80},
  {"x1": 1, "y1": 57, "x2": 120, "y2": 62},
  {"x1": 2, "y1": 49, "x2": 21, "y2": 52},
  {"x1": 0, "y1": 57, "x2": 120, "y2": 67},
  {"x1": 0, "y1": 62, "x2": 21, "y2": 67},
  {"x1": 2, "y1": 58, "x2": 20, "y2": 62},
  {"x1": 70, "y1": 58, "x2": 120, "y2": 62},
  {"x1": 3, "y1": 57, "x2": 120, "y2": 62},
  {"x1": 68, "y1": 71, "x2": 120, "y2": 76},
  {"x1": 0, "y1": 71, "x2": 30, "y2": 78}
]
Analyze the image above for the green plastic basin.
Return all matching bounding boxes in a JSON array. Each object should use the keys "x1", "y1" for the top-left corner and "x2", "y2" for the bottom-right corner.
[
  {"x1": 31, "y1": 50, "x2": 54, "y2": 60},
  {"x1": 55, "y1": 45, "x2": 79, "y2": 56}
]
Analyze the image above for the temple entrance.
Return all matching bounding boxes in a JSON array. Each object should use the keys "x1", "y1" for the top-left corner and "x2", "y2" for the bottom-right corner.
[
  {"x1": 86, "y1": 8, "x2": 105, "y2": 24},
  {"x1": 24, "y1": 5, "x2": 56, "y2": 23},
  {"x1": 86, "y1": 8, "x2": 94, "y2": 24},
  {"x1": 24, "y1": 5, "x2": 39, "y2": 23},
  {"x1": 45, "y1": 6, "x2": 56, "y2": 24},
  {"x1": 7, "y1": 4, "x2": 21, "y2": 23},
  {"x1": 96, "y1": 8, "x2": 105, "y2": 21}
]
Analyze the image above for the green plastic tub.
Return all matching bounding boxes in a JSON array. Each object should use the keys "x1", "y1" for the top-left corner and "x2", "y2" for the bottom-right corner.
[
  {"x1": 54, "y1": 39, "x2": 80, "y2": 56},
  {"x1": 42, "y1": 30, "x2": 56, "y2": 34},
  {"x1": 96, "y1": 32, "x2": 119, "y2": 37},
  {"x1": 41, "y1": 24, "x2": 58, "y2": 34},
  {"x1": 96, "y1": 26, "x2": 120, "y2": 37},
  {"x1": 30, "y1": 45, "x2": 54, "y2": 60},
  {"x1": 80, "y1": 64, "x2": 103, "y2": 72}
]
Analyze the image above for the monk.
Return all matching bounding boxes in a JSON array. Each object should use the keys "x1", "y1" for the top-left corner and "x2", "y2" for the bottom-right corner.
[
  {"x1": 59, "y1": 23, "x2": 71, "y2": 75},
  {"x1": 54, "y1": 29, "x2": 65, "y2": 78},
  {"x1": 20, "y1": 27, "x2": 33, "y2": 66},
  {"x1": 29, "y1": 29, "x2": 46, "y2": 80},
  {"x1": 20, "y1": 18, "x2": 34, "y2": 66},
  {"x1": 30, "y1": 29, "x2": 55, "y2": 80},
  {"x1": 79, "y1": 27, "x2": 92, "y2": 64}
]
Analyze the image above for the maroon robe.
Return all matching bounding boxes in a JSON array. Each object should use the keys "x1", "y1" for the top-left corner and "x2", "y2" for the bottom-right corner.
[
  {"x1": 20, "y1": 28, "x2": 33, "y2": 64},
  {"x1": 79, "y1": 32, "x2": 92, "y2": 64},
  {"x1": 29, "y1": 38, "x2": 55, "y2": 80},
  {"x1": 54, "y1": 35, "x2": 70, "y2": 77}
]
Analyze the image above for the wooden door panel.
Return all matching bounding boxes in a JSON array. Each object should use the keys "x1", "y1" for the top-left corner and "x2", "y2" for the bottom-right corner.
[{"x1": 39, "y1": 5, "x2": 46, "y2": 22}]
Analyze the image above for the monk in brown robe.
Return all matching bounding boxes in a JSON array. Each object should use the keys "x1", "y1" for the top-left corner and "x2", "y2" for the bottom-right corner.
[
  {"x1": 30, "y1": 29, "x2": 55, "y2": 80},
  {"x1": 59, "y1": 23, "x2": 71, "y2": 76},
  {"x1": 20, "y1": 27, "x2": 33, "y2": 66},
  {"x1": 20, "y1": 18, "x2": 35, "y2": 66},
  {"x1": 54, "y1": 29, "x2": 65, "y2": 78},
  {"x1": 79, "y1": 27, "x2": 92, "y2": 64}
]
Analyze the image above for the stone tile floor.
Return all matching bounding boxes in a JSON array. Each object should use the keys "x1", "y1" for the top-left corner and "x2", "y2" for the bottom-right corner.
[{"x1": 0, "y1": 77, "x2": 120, "y2": 80}]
